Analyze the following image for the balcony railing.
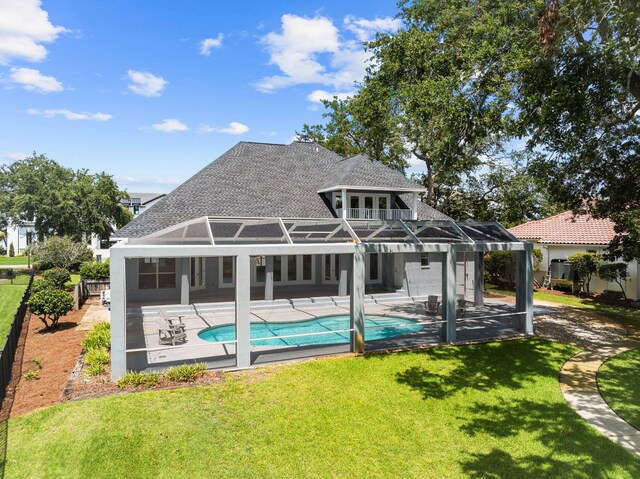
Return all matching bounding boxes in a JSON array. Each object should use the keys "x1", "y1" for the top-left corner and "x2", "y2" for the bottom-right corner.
[{"x1": 337, "y1": 208, "x2": 414, "y2": 220}]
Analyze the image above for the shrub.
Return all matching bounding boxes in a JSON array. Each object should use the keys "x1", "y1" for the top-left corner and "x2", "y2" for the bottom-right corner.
[
  {"x1": 9, "y1": 242, "x2": 14, "y2": 257},
  {"x1": 27, "y1": 288, "x2": 74, "y2": 330},
  {"x1": 533, "y1": 248, "x2": 543, "y2": 272},
  {"x1": 79, "y1": 261, "x2": 110, "y2": 280},
  {"x1": 24, "y1": 369, "x2": 40, "y2": 381},
  {"x1": 117, "y1": 371, "x2": 161, "y2": 388},
  {"x1": 32, "y1": 358, "x2": 43, "y2": 369},
  {"x1": 31, "y1": 278, "x2": 56, "y2": 294},
  {"x1": 29, "y1": 236, "x2": 93, "y2": 270},
  {"x1": 484, "y1": 251, "x2": 516, "y2": 287},
  {"x1": 568, "y1": 252, "x2": 601, "y2": 294},
  {"x1": 598, "y1": 263, "x2": 630, "y2": 300},
  {"x1": 42, "y1": 267, "x2": 71, "y2": 289},
  {"x1": 85, "y1": 347, "x2": 110, "y2": 367},
  {"x1": 165, "y1": 363, "x2": 207, "y2": 382},
  {"x1": 86, "y1": 363, "x2": 105, "y2": 376},
  {"x1": 82, "y1": 322, "x2": 111, "y2": 350}
]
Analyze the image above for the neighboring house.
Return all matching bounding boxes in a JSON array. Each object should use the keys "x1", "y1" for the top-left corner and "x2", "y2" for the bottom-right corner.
[
  {"x1": 4, "y1": 220, "x2": 35, "y2": 256},
  {"x1": 509, "y1": 211, "x2": 639, "y2": 300},
  {"x1": 121, "y1": 192, "x2": 166, "y2": 217},
  {"x1": 109, "y1": 141, "x2": 533, "y2": 379}
]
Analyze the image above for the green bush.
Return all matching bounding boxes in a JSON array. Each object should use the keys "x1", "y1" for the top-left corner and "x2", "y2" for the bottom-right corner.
[
  {"x1": 85, "y1": 347, "x2": 110, "y2": 368},
  {"x1": 9, "y1": 242, "x2": 14, "y2": 257},
  {"x1": 79, "y1": 261, "x2": 110, "y2": 280},
  {"x1": 27, "y1": 288, "x2": 74, "y2": 330},
  {"x1": 598, "y1": 263, "x2": 630, "y2": 300},
  {"x1": 31, "y1": 278, "x2": 56, "y2": 294},
  {"x1": 86, "y1": 363, "x2": 105, "y2": 376},
  {"x1": 29, "y1": 236, "x2": 93, "y2": 270},
  {"x1": 117, "y1": 371, "x2": 161, "y2": 388},
  {"x1": 24, "y1": 369, "x2": 39, "y2": 381},
  {"x1": 484, "y1": 251, "x2": 516, "y2": 287},
  {"x1": 82, "y1": 322, "x2": 111, "y2": 350},
  {"x1": 42, "y1": 267, "x2": 71, "y2": 289},
  {"x1": 568, "y1": 252, "x2": 601, "y2": 294},
  {"x1": 165, "y1": 363, "x2": 207, "y2": 382}
]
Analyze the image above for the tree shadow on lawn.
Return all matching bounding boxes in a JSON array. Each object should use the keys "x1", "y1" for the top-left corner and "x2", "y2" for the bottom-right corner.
[
  {"x1": 458, "y1": 399, "x2": 640, "y2": 478},
  {"x1": 391, "y1": 339, "x2": 562, "y2": 400}
]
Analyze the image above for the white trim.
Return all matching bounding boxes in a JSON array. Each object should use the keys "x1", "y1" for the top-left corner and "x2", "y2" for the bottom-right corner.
[{"x1": 318, "y1": 185, "x2": 426, "y2": 193}]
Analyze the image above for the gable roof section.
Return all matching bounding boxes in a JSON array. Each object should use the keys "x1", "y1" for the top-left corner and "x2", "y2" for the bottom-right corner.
[
  {"x1": 114, "y1": 141, "x2": 450, "y2": 239},
  {"x1": 318, "y1": 154, "x2": 426, "y2": 192},
  {"x1": 508, "y1": 211, "x2": 616, "y2": 245},
  {"x1": 123, "y1": 192, "x2": 166, "y2": 205}
]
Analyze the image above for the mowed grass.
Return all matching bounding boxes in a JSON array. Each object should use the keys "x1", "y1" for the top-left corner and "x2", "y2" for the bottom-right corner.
[
  {"x1": 0, "y1": 256, "x2": 29, "y2": 266},
  {"x1": 4, "y1": 339, "x2": 640, "y2": 478},
  {"x1": 598, "y1": 348, "x2": 640, "y2": 430},
  {"x1": 64, "y1": 273, "x2": 81, "y2": 290},
  {"x1": 0, "y1": 282, "x2": 28, "y2": 340}
]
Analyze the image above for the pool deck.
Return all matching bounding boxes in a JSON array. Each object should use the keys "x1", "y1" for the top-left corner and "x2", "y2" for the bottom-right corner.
[{"x1": 125, "y1": 297, "x2": 533, "y2": 372}]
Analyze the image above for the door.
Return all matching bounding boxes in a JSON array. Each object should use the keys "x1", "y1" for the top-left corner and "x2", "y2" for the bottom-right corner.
[
  {"x1": 190, "y1": 257, "x2": 206, "y2": 290},
  {"x1": 366, "y1": 253, "x2": 381, "y2": 283},
  {"x1": 323, "y1": 254, "x2": 340, "y2": 284}
]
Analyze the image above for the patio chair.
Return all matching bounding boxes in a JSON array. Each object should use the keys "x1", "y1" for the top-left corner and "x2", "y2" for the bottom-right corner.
[
  {"x1": 100, "y1": 289, "x2": 111, "y2": 310},
  {"x1": 456, "y1": 298, "x2": 466, "y2": 318},
  {"x1": 425, "y1": 295, "x2": 440, "y2": 316},
  {"x1": 156, "y1": 317, "x2": 187, "y2": 345},
  {"x1": 159, "y1": 309, "x2": 186, "y2": 334}
]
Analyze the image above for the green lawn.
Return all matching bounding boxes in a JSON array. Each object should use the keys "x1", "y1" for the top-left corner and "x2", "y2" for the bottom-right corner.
[
  {"x1": 0, "y1": 282, "x2": 28, "y2": 340},
  {"x1": 0, "y1": 256, "x2": 29, "y2": 266},
  {"x1": 64, "y1": 273, "x2": 81, "y2": 290},
  {"x1": 4, "y1": 339, "x2": 639, "y2": 478},
  {"x1": 598, "y1": 348, "x2": 640, "y2": 430}
]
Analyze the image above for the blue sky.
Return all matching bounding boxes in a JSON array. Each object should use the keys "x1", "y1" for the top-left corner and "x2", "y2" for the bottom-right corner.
[{"x1": 0, "y1": 0, "x2": 408, "y2": 193}]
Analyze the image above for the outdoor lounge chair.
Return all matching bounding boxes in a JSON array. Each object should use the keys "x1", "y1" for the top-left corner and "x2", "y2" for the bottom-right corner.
[
  {"x1": 425, "y1": 295, "x2": 440, "y2": 316},
  {"x1": 156, "y1": 316, "x2": 187, "y2": 345},
  {"x1": 159, "y1": 309, "x2": 186, "y2": 333}
]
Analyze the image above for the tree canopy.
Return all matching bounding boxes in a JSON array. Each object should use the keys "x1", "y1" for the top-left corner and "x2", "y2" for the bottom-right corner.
[
  {"x1": 300, "y1": 0, "x2": 639, "y2": 259},
  {"x1": 0, "y1": 154, "x2": 133, "y2": 241}
]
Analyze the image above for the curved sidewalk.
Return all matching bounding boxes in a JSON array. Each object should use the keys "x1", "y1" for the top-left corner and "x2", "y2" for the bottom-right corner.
[{"x1": 560, "y1": 338, "x2": 640, "y2": 458}]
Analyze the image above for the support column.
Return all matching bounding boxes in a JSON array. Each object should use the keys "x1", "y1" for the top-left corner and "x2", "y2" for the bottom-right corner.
[
  {"x1": 474, "y1": 252, "x2": 484, "y2": 306},
  {"x1": 265, "y1": 256, "x2": 274, "y2": 301},
  {"x1": 441, "y1": 247, "x2": 457, "y2": 343},
  {"x1": 180, "y1": 258, "x2": 190, "y2": 305},
  {"x1": 412, "y1": 192, "x2": 418, "y2": 220},
  {"x1": 338, "y1": 254, "x2": 349, "y2": 296},
  {"x1": 236, "y1": 255, "x2": 251, "y2": 368},
  {"x1": 516, "y1": 243, "x2": 534, "y2": 334},
  {"x1": 110, "y1": 250, "x2": 127, "y2": 381},
  {"x1": 341, "y1": 188, "x2": 347, "y2": 218},
  {"x1": 350, "y1": 249, "x2": 366, "y2": 353}
]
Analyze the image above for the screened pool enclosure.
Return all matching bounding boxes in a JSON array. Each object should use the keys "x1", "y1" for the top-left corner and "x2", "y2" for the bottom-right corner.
[{"x1": 110, "y1": 217, "x2": 534, "y2": 380}]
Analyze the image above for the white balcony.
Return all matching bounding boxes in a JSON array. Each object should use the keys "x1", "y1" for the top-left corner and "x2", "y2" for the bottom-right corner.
[{"x1": 337, "y1": 208, "x2": 415, "y2": 220}]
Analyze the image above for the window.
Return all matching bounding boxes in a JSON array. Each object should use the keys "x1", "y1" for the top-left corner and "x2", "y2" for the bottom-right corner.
[
  {"x1": 254, "y1": 256, "x2": 266, "y2": 283},
  {"x1": 138, "y1": 258, "x2": 176, "y2": 289},
  {"x1": 421, "y1": 253, "x2": 430, "y2": 269},
  {"x1": 302, "y1": 255, "x2": 313, "y2": 281},
  {"x1": 288, "y1": 255, "x2": 297, "y2": 281},
  {"x1": 369, "y1": 253, "x2": 379, "y2": 281},
  {"x1": 334, "y1": 193, "x2": 343, "y2": 210},
  {"x1": 273, "y1": 256, "x2": 282, "y2": 282},
  {"x1": 222, "y1": 257, "x2": 234, "y2": 284}
]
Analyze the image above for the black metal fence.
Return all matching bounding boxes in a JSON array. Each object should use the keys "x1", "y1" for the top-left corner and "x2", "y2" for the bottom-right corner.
[{"x1": 0, "y1": 274, "x2": 33, "y2": 404}]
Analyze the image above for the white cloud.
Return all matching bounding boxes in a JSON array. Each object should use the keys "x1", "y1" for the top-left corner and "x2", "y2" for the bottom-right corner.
[
  {"x1": 150, "y1": 118, "x2": 188, "y2": 132},
  {"x1": 3, "y1": 151, "x2": 28, "y2": 163},
  {"x1": 27, "y1": 108, "x2": 112, "y2": 121},
  {"x1": 127, "y1": 70, "x2": 167, "y2": 97},
  {"x1": 9, "y1": 67, "x2": 63, "y2": 93},
  {"x1": 256, "y1": 14, "x2": 399, "y2": 95},
  {"x1": 0, "y1": 0, "x2": 67, "y2": 64},
  {"x1": 344, "y1": 15, "x2": 402, "y2": 42},
  {"x1": 199, "y1": 121, "x2": 249, "y2": 135},
  {"x1": 118, "y1": 176, "x2": 182, "y2": 187},
  {"x1": 307, "y1": 89, "x2": 353, "y2": 104},
  {"x1": 199, "y1": 33, "x2": 223, "y2": 55}
]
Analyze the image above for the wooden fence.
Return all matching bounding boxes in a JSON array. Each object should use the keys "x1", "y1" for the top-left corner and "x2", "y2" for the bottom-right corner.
[{"x1": 0, "y1": 273, "x2": 34, "y2": 405}]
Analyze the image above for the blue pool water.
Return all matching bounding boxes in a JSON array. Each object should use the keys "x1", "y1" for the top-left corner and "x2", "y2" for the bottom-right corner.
[{"x1": 197, "y1": 315, "x2": 424, "y2": 347}]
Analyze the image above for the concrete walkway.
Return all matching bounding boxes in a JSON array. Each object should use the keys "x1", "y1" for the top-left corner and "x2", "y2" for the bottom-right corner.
[{"x1": 559, "y1": 337, "x2": 640, "y2": 458}]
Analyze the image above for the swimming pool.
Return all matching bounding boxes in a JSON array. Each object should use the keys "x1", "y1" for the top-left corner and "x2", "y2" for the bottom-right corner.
[{"x1": 197, "y1": 315, "x2": 424, "y2": 347}]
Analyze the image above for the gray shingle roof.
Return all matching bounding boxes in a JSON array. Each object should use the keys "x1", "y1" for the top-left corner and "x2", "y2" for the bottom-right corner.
[
  {"x1": 114, "y1": 141, "x2": 450, "y2": 239},
  {"x1": 319, "y1": 154, "x2": 426, "y2": 192}
]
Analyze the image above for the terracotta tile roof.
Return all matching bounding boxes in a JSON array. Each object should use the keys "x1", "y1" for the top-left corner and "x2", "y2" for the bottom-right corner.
[{"x1": 508, "y1": 211, "x2": 616, "y2": 245}]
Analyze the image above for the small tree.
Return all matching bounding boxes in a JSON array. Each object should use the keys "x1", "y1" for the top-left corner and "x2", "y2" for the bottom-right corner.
[
  {"x1": 27, "y1": 288, "x2": 74, "y2": 330},
  {"x1": 9, "y1": 242, "x2": 14, "y2": 257},
  {"x1": 29, "y1": 236, "x2": 92, "y2": 270},
  {"x1": 533, "y1": 248, "x2": 543, "y2": 273},
  {"x1": 42, "y1": 267, "x2": 71, "y2": 289},
  {"x1": 568, "y1": 252, "x2": 601, "y2": 294},
  {"x1": 598, "y1": 263, "x2": 630, "y2": 300},
  {"x1": 79, "y1": 261, "x2": 110, "y2": 280},
  {"x1": 31, "y1": 278, "x2": 56, "y2": 294}
]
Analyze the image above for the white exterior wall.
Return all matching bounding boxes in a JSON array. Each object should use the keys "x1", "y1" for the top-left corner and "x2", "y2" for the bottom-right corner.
[
  {"x1": 535, "y1": 242, "x2": 639, "y2": 300},
  {"x1": 5, "y1": 221, "x2": 35, "y2": 256}
]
